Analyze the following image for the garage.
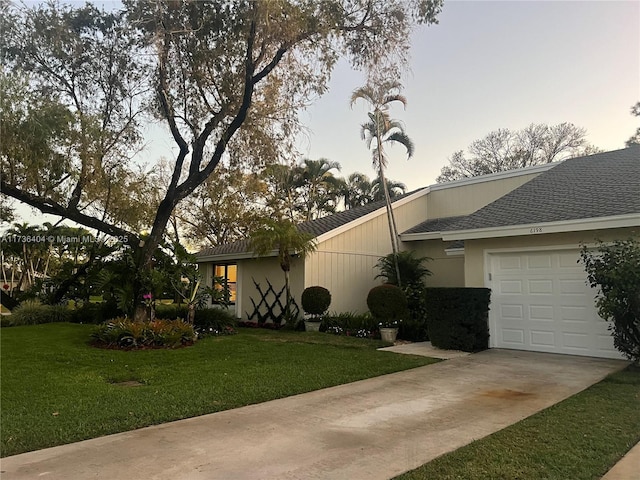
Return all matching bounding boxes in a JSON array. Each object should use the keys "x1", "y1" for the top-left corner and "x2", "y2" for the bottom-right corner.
[{"x1": 488, "y1": 249, "x2": 622, "y2": 359}]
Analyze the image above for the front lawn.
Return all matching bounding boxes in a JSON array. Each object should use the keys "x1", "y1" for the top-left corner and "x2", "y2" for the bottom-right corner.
[
  {"x1": 0, "y1": 323, "x2": 437, "y2": 457},
  {"x1": 395, "y1": 365, "x2": 640, "y2": 480}
]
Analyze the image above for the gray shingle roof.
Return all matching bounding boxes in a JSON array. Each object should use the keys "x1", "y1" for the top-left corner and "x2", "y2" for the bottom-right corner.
[
  {"x1": 402, "y1": 215, "x2": 468, "y2": 235},
  {"x1": 196, "y1": 188, "x2": 425, "y2": 259},
  {"x1": 444, "y1": 146, "x2": 640, "y2": 232}
]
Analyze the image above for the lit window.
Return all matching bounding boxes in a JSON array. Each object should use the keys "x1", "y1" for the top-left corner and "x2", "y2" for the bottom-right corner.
[{"x1": 213, "y1": 264, "x2": 237, "y2": 303}]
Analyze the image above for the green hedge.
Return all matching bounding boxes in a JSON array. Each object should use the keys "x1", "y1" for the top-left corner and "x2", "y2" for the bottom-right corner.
[
  {"x1": 4, "y1": 300, "x2": 72, "y2": 326},
  {"x1": 424, "y1": 288, "x2": 490, "y2": 352}
]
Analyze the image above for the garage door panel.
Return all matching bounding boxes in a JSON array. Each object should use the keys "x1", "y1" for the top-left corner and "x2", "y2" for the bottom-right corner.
[
  {"x1": 529, "y1": 304, "x2": 554, "y2": 321},
  {"x1": 530, "y1": 330, "x2": 555, "y2": 347},
  {"x1": 499, "y1": 256, "x2": 522, "y2": 270},
  {"x1": 559, "y1": 278, "x2": 588, "y2": 295},
  {"x1": 560, "y1": 305, "x2": 589, "y2": 321},
  {"x1": 498, "y1": 280, "x2": 523, "y2": 294},
  {"x1": 501, "y1": 329, "x2": 525, "y2": 345},
  {"x1": 490, "y1": 250, "x2": 621, "y2": 359},
  {"x1": 562, "y1": 332, "x2": 589, "y2": 349},
  {"x1": 558, "y1": 252, "x2": 581, "y2": 268},
  {"x1": 528, "y1": 254, "x2": 552, "y2": 269},
  {"x1": 529, "y1": 279, "x2": 553, "y2": 294},
  {"x1": 501, "y1": 304, "x2": 523, "y2": 319}
]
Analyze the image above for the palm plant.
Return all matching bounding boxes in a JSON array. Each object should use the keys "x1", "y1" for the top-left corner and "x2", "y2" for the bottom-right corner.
[
  {"x1": 297, "y1": 158, "x2": 342, "y2": 220},
  {"x1": 351, "y1": 81, "x2": 414, "y2": 286},
  {"x1": 372, "y1": 177, "x2": 407, "y2": 202},
  {"x1": 250, "y1": 218, "x2": 317, "y2": 326},
  {"x1": 338, "y1": 172, "x2": 374, "y2": 209}
]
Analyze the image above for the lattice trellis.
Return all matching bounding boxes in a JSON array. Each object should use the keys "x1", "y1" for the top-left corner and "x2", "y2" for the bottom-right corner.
[{"x1": 245, "y1": 277, "x2": 300, "y2": 325}]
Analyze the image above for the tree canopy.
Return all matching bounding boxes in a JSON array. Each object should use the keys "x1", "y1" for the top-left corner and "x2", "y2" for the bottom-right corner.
[
  {"x1": 436, "y1": 123, "x2": 599, "y2": 183},
  {"x1": 0, "y1": 0, "x2": 443, "y2": 312}
]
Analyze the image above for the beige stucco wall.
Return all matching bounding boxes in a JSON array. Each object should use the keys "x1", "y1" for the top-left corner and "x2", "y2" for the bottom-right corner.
[
  {"x1": 236, "y1": 256, "x2": 304, "y2": 321},
  {"x1": 403, "y1": 239, "x2": 465, "y2": 287},
  {"x1": 463, "y1": 227, "x2": 639, "y2": 287}
]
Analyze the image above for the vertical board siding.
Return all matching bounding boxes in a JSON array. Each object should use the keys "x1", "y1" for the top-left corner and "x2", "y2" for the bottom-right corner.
[
  {"x1": 428, "y1": 173, "x2": 541, "y2": 218},
  {"x1": 305, "y1": 196, "x2": 429, "y2": 313}
]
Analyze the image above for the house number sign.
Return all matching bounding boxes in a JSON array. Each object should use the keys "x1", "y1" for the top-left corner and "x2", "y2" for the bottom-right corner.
[{"x1": 529, "y1": 227, "x2": 543, "y2": 234}]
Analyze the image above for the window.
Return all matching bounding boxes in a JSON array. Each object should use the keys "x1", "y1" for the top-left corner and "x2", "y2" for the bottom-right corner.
[{"x1": 213, "y1": 264, "x2": 237, "y2": 303}]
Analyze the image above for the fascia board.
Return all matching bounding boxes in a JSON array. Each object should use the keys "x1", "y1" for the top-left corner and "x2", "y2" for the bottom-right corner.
[
  {"x1": 196, "y1": 250, "x2": 277, "y2": 263},
  {"x1": 442, "y1": 213, "x2": 640, "y2": 241},
  {"x1": 400, "y1": 231, "x2": 444, "y2": 242},
  {"x1": 315, "y1": 187, "x2": 431, "y2": 244}
]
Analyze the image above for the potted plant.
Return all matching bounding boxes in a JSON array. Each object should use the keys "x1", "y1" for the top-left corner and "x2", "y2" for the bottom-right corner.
[
  {"x1": 301, "y1": 286, "x2": 331, "y2": 332},
  {"x1": 367, "y1": 284, "x2": 408, "y2": 343}
]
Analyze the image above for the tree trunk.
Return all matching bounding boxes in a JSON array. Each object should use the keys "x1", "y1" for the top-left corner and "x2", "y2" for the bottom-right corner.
[
  {"x1": 284, "y1": 269, "x2": 291, "y2": 327},
  {"x1": 378, "y1": 168, "x2": 402, "y2": 288}
]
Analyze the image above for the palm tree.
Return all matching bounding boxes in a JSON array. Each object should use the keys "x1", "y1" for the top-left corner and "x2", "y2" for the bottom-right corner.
[
  {"x1": 351, "y1": 80, "x2": 414, "y2": 286},
  {"x1": 372, "y1": 177, "x2": 407, "y2": 202},
  {"x1": 297, "y1": 158, "x2": 342, "y2": 221},
  {"x1": 250, "y1": 218, "x2": 317, "y2": 326},
  {"x1": 338, "y1": 172, "x2": 374, "y2": 209}
]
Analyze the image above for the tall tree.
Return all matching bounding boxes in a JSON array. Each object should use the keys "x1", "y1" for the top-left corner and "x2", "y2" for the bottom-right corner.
[
  {"x1": 626, "y1": 102, "x2": 640, "y2": 147},
  {"x1": 297, "y1": 158, "x2": 342, "y2": 221},
  {"x1": 437, "y1": 123, "x2": 599, "y2": 182},
  {"x1": 351, "y1": 80, "x2": 414, "y2": 286},
  {"x1": 250, "y1": 218, "x2": 317, "y2": 326},
  {"x1": 1, "y1": 0, "x2": 442, "y2": 316}
]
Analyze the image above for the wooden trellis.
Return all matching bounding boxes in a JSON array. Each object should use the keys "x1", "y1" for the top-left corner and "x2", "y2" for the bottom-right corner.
[{"x1": 246, "y1": 277, "x2": 300, "y2": 325}]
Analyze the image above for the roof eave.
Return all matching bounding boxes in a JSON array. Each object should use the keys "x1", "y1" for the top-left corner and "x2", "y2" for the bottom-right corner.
[
  {"x1": 442, "y1": 213, "x2": 640, "y2": 241},
  {"x1": 400, "y1": 231, "x2": 445, "y2": 242},
  {"x1": 196, "y1": 250, "x2": 278, "y2": 263}
]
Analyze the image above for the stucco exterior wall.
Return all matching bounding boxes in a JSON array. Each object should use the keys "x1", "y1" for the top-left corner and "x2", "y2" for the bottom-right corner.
[
  {"x1": 236, "y1": 256, "x2": 304, "y2": 321},
  {"x1": 403, "y1": 239, "x2": 465, "y2": 287},
  {"x1": 463, "y1": 227, "x2": 639, "y2": 287}
]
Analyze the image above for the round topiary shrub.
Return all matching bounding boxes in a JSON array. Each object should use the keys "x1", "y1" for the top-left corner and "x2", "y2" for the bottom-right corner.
[
  {"x1": 367, "y1": 284, "x2": 408, "y2": 322},
  {"x1": 301, "y1": 286, "x2": 332, "y2": 316}
]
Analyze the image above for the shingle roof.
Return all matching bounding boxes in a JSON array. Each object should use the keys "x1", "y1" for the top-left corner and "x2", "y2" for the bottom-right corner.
[
  {"x1": 402, "y1": 215, "x2": 468, "y2": 235},
  {"x1": 444, "y1": 146, "x2": 640, "y2": 232},
  {"x1": 196, "y1": 188, "x2": 425, "y2": 258}
]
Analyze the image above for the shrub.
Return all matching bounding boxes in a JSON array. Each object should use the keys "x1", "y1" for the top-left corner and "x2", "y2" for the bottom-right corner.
[
  {"x1": 194, "y1": 307, "x2": 237, "y2": 337},
  {"x1": 91, "y1": 318, "x2": 196, "y2": 349},
  {"x1": 7, "y1": 300, "x2": 72, "y2": 326},
  {"x1": 322, "y1": 311, "x2": 377, "y2": 338},
  {"x1": 580, "y1": 238, "x2": 640, "y2": 363},
  {"x1": 367, "y1": 284, "x2": 408, "y2": 327},
  {"x1": 70, "y1": 300, "x2": 123, "y2": 324},
  {"x1": 155, "y1": 303, "x2": 189, "y2": 320},
  {"x1": 375, "y1": 251, "x2": 432, "y2": 286},
  {"x1": 425, "y1": 288, "x2": 490, "y2": 352},
  {"x1": 301, "y1": 286, "x2": 332, "y2": 317}
]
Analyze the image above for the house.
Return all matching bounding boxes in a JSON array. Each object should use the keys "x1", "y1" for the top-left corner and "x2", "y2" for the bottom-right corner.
[{"x1": 196, "y1": 146, "x2": 640, "y2": 359}]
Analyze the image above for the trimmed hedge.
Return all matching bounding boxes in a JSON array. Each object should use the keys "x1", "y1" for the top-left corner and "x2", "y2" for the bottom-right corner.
[
  {"x1": 367, "y1": 284, "x2": 408, "y2": 321},
  {"x1": 424, "y1": 288, "x2": 490, "y2": 352},
  {"x1": 301, "y1": 286, "x2": 332, "y2": 316}
]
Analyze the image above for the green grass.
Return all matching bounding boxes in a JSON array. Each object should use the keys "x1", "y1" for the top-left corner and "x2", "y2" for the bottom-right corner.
[
  {"x1": 0, "y1": 323, "x2": 437, "y2": 457},
  {"x1": 395, "y1": 365, "x2": 640, "y2": 480}
]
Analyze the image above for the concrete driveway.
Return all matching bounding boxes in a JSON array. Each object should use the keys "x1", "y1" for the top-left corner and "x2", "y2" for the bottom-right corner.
[{"x1": 0, "y1": 350, "x2": 626, "y2": 480}]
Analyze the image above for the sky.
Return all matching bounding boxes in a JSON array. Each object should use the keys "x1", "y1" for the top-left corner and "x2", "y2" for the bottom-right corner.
[
  {"x1": 298, "y1": 0, "x2": 640, "y2": 190},
  {"x1": 9, "y1": 0, "x2": 640, "y2": 226}
]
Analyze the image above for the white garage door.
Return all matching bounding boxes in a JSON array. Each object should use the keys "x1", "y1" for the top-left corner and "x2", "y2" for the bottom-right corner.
[{"x1": 489, "y1": 249, "x2": 621, "y2": 359}]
